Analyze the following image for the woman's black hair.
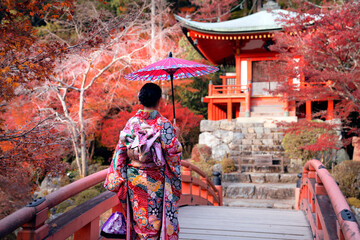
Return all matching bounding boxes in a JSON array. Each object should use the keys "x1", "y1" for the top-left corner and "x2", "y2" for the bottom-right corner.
[{"x1": 138, "y1": 83, "x2": 162, "y2": 108}]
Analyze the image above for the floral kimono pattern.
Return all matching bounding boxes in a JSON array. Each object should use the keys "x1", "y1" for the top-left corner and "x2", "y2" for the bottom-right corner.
[{"x1": 104, "y1": 110, "x2": 182, "y2": 240}]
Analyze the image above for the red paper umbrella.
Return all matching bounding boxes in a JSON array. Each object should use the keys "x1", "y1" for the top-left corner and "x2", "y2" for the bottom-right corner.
[{"x1": 124, "y1": 52, "x2": 218, "y2": 123}]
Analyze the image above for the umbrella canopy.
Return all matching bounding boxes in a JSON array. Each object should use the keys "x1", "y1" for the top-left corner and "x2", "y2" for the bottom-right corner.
[{"x1": 124, "y1": 52, "x2": 219, "y2": 123}]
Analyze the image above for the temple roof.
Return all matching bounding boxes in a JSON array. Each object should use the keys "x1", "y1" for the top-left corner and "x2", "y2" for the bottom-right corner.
[{"x1": 175, "y1": 9, "x2": 289, "y2": 34}]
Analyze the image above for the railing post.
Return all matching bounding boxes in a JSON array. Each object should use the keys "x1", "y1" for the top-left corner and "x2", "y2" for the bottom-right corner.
[
  {"x1": 200, "y1": 176, "x2": 209, "y2": 203},
  {"x1": 245, "y1": 81, "x2": 251, "y2": 117},
  {"x1": 74, "y1": 216, "x2": 99, "y2": 240},
  {"x1": 295, "y1": 173, "x2": 302, "y2": 210},
  {"x1": 306, "y1": 100, "x2": 312, "y2": 121},
  {"x1": 182, "y1": 166, "x2": 192, "y2": 197},
  {"x1": 208, "y1": 80, "x2": 213, "y2": 96},
  {"x1": 213, "y1": 171, "x2": 222, "y2": 206},
  {"x1": 17, "y1": 198, "x2": 49, "y2": 240}
]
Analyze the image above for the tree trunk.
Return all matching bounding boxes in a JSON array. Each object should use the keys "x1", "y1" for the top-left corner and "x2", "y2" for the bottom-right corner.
[{"x1": 79, "y1": 87, "x2": 87, "y2": 177}]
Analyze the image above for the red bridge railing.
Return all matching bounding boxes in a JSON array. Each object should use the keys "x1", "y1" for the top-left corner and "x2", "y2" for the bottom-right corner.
[
  {"x1": 297, "y1": 159, "x2": 360, "y2": 240},
  {"x1": 0, "y1": 160, "x2": 222, "y2": 239}
]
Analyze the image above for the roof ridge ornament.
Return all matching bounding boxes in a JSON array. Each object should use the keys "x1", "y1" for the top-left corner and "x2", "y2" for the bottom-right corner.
[{"x1": 262, "y1": 0, "x2": 280, "y2": 11}]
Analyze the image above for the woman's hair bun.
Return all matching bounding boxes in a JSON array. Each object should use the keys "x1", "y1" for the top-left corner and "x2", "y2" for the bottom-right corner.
[{"x1": 138, "y1": 83, "x2": 162, "y2": 107}]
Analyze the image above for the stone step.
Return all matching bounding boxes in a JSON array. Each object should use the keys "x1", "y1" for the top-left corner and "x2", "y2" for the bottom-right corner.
[
  {"x1": 223, "y1": 183, "x2": 296, "y2": 200},
  {"x1": 223, "y1": 172, "x2": 299, "y2": 184},
  {"x1": 223, "y1": 197, "x2": 295, "y2": 210}
]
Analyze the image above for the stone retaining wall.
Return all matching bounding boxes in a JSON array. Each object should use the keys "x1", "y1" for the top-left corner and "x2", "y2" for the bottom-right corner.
[{"x1": 199, "y1": 117, "x2": 298, "y2": 161}]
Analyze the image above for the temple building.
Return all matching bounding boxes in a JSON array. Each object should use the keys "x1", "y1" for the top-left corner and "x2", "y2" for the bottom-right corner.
[{"x1": 175, "y1": 2, "x2": 335, "y2": 122}]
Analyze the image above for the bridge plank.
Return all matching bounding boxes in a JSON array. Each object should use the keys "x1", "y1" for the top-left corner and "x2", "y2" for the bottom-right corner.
[{"x1": 178, "y1": 206, "x2": 312, "y2": 240}]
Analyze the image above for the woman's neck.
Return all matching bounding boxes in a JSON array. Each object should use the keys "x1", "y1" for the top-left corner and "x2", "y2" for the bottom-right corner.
[{"x1": 143, "y1": 106, "x2": 157, "y2": 112}]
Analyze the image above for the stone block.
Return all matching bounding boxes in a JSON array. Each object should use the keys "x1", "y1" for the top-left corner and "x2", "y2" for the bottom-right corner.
[
  {"x1": 274, "y1": 133, "x2": 284, "y2": 140},
  {"x1": 264, "y1": 121, "x2": 277, "y2": 128},
  {"x1": 250, "y1": 173, "x2": 265, "y2": 183},
  {"x1": 265, "y1": 173, "x2": 280, "y2": 183},
  {"x1": 252, "y1": 145, "x2": 260, "y2": 151},
  {"x1": 279, "y1": 174, "x2": 298, "y2": 183},
  {"x1": 262, "y1": 139, "x2": 274, "y2": 145},
  {"x1": 200, "y1": 120, "x2": 220, "y2": 132},
  {"x1": 229, "y1": 143, "x2": 240, "y2": 151},
  {"x1": 233, "y1": 132, "x2": 245, "y2": 144},
  {"x1": 264, "y1": 128, "x2": 271, "y2": 134},
  {"x1": 256, "y1": 133, "x2": 264, "y2": 139},
  {"x1": 254, "y1": 127, "x2": 264, "y2": 134},
  {"x1": 225, "y1": 183, "x2": 255, "y2": 198},
  {"x1": 242, "y1": 145, "x2": 252, "y2": 151},
  {"x1": 255, "y1": 184, "x2": 295, "y2": 199},
  {"x1": 262, "y1": 133, "x2": 273, "y2": 139},
  {"x1": 199, "y1": 132, "x2": 221, "y2": 148},
  {"x1": 242, "y1": 123, "x2": 254, "y2": 128},
  {"x1": 220, "y1": 120, "x2": 236, "y2": 131},
  {"x1": 213, "y1": 130, "x2": 233, "y2": 144},
  {"x1": 242, "y1": 139, "x2": 253, "y2": 145},
  {"x1": 245, "y1": 133, "x2": 256, "y2": 139},
  {"x1": 247, "y1": 127, "x2": 255, "y2": 133},
  {"x1": 253, "y1": 139, "x2": 262, "y2": 145},
  {"x1": 212, "y1": 143, "x2": 230, "y2": 160},
  {"x1": 241, "y1": 128, "x2": 248, "y2": 134}
]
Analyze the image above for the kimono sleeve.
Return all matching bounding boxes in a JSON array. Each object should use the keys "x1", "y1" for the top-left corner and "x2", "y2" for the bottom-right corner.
[
  {"x1": 104, "y1": 127, "x2": 130, "y2": 201},
  {"x1": 160, "y1": 119, "x2": 183, "y2": 199}
]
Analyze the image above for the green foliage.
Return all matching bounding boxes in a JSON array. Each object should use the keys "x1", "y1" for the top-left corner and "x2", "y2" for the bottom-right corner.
[
  {"x1": 64, "y1": 205, "x2": 76, "y2": 213},
  {"x1": 332, "y1": 160, "x2": 360, "y2": 199},
  {"x1": 282, "y1": 120, "x2": 338, "y2": 164},
  {"x1": 178, "y1": 36, "x2": 202, "y2": 61},
  {"x1": 189, "y1": 158, "x2": 218, "y2": 178},
  {"x1": 75, "y1": 189, "x2": 100, "y2": 205},
  {"x1": 221, "y1": 158, "x2": 236, "y2": 173},
  {"x1": 347, "y1": 197, "x2": 360, "y2": 208},
  {"x1": 56, "y1": 200, "x2": 72, "y2": 214}
]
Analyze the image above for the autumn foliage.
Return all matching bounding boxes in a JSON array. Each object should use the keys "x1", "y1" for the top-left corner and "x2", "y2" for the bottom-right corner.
[{"x1": 269, "y1": 0, "x2": 360, "y2": 123}]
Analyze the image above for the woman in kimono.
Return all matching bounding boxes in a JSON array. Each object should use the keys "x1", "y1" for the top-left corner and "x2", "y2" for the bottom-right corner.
[{"x1": 105, "y1": 83, "x2": 182, "y2": 240}]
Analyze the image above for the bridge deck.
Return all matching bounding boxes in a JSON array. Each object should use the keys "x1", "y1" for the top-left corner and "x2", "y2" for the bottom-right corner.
[{"x1": 178, "y1": 206, "x2": 312, "y2": 240}]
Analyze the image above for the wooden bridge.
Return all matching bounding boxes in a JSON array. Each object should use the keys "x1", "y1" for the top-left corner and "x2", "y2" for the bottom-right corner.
[{"x1": 0, "y1": 159, "x2": 359, "y2": 240}]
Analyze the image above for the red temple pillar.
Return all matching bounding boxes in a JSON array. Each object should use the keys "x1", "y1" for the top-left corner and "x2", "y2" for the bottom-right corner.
[
  {"x1": 208, "y1": 99, "x2": 214, "y2": 120},
  {"x1": 227, "y1": 99, "x2": 232, "y2": 121},
  {"x1": 327, "y1": 100, "x2": 334, "y2": 120},
  {"x1": 283, "y1": 94, "x2": 289, "y2": 116},
  {"x1": 306, "y1": 101, "x2": 311, "y2": 121},
  {"x1": 245, "y1": 82, "x2": 251, "y2": 117},
  {"x1": 235, "y1": 49, "x2": 241, "y2": 86}
]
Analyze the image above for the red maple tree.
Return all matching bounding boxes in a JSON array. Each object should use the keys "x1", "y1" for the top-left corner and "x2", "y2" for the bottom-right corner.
[{"x1": 269, "y1": 0, "x2": 360, "y2": 121}]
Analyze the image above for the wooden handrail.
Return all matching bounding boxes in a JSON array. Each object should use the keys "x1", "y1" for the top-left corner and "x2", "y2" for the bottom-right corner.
[
  {"x1": 209, "y1": 84, "x2": 247, "y2": 96},
  {"x1": 0, "y1": 160, "x2": 222, "y2": 239},
  {"x1": 179, "y1": 160, "x2": 222, "y2": 207},
  {"x1": 298, "y1": 159, "x2": 360, "y2": 240}
]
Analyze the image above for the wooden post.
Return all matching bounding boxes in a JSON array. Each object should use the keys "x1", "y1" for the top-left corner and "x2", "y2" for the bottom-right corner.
[
  {"x1": 208, "y1": 99, "x2": 213, "y2": 120},
  {"x1": 327, "y1": 100, "x2": 334, "y2": 120},
  {"x1": 245, "y1": 82, "x2": 251, "y2": 117},
  {"x1": 227, "y1": 99, "x2": 232, "y2": 121},
  {"x1": 235, "y1": 49, "x2": 241, "y2": 86},
  {"x1": 74, "y1": 217, "x2": 99, "y2": 240},
  {"x1": 306, "y1": 101, "x2": 311, "y2": 121}
]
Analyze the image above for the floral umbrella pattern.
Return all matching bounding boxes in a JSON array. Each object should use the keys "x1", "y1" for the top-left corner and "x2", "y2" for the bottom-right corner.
[
  {"x1": 124, "y1": 52, "x2": 219, "y2": 122},
  {"x1": 124, "y1": 54, "x2": 219, "y2": 81}
]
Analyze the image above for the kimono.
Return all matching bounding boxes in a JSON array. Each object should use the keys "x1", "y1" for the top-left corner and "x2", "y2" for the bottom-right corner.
[{"x1": 104, "y1": 109, "x2": 182, "y2": 240}]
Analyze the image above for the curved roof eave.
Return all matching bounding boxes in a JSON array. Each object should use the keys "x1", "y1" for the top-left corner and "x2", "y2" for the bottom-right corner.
[{"x1": 175, "y1": 10, "x2": 289, "y2": 34}]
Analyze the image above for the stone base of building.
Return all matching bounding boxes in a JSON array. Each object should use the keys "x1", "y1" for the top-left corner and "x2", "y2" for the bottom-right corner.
[{"x1": 199, "y1": 116, "x2": 298, "y2": 161}]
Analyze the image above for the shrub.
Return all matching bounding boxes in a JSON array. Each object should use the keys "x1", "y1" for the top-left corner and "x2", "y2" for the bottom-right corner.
[
  {"x1": 281, "y1": 120, "x2": 339, "y2": 165},
  {"x1": 75, "y1": 189, "x2": 100, "y2": 205},
  {"x1": 332, "y1": 160, "x2": 360, "y2": 198},
  {"x1": 56, "y1": 200, "x2": 72, "y2": 214},
  {"x1": 64, "y1": 205, "x2": 76, "y2": 213},
  {"x1": 347, "y1": 197, "x2": 360, "y2": 208},
  {"x1": 191, "y1": 144, "x2": 212, "y2": 162},
  {"x1": 221, "y1": 158, "x2": 236, "y2": 173},
  {"x1": 189, "y1": 158, "x2": 218, "y2": 178}
]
